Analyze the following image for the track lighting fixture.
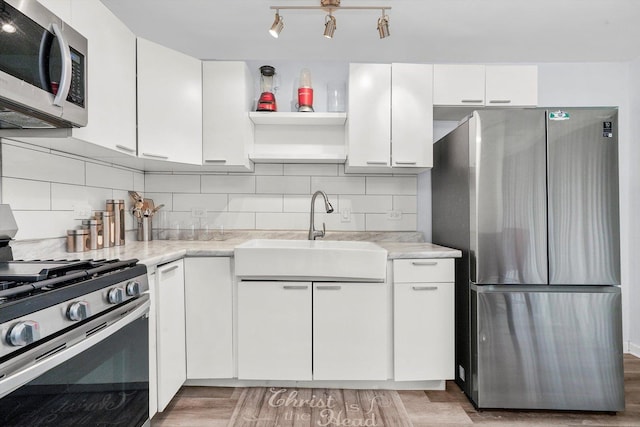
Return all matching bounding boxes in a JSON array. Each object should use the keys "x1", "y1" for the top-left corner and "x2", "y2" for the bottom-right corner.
[
  {"x1": 323, "y1": 13, "x2": 336, "y2": 39},
  {"x1": 377, "y1": 11, "x2": 389, "y2": 39},
  {"x1": 269, "y1": 11, "x2": 284, "y2": 38},
  {"x1": 268, "y1": 1, "x2": 390, "y2": 39}
]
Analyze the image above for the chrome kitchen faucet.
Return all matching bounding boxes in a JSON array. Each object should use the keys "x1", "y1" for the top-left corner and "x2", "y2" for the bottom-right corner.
[{"x1": 308, "y1": 190, "x2": 334, "y2": 240}]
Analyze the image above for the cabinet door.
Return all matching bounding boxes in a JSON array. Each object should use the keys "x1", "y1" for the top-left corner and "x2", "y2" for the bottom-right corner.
[
  {"x1": 485, "y1": 65, "x2": 538, "y2": 107},
  {"x1": 237, "y1": 281, "x2": 312, "y2": 380},
  {"x1": 347, "y1": 63, "x2": 391, "y2": 170},
  {"x1": 70, "y1": 0, "x2": 137, "y2": 155},
  {"x1": 147, "y1": 271, "x2": 157, "y2": 419},
  {"x1": 202, "y1": 62, "x2": 254, "y2": 171},
  {"x1": 433, "y1": 64, "x2": 485, "y2": 106},
  {"x1": 394, "y1": 282, "x2": 454, "y2": 381},
  {"x1": 184, "y1": 257, "x2": 233, "y2": 379},
  {"x1": 137, "y1": 38, "x2": 202, "y2": 165},
  {"x1": 156, "y1": 260, "x2": 186, "y2": 411},
  {"x1": 313, "y1": 282, "x2": 388, "y2": 380},
  {"x1": 392, "y1": 63, "x2": 433, "y2": 168}
]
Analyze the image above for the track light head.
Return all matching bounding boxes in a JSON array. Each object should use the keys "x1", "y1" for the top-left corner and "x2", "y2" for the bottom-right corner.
[
  {"x1": 269, "y1": 11, "x2": 284, "y2": 38},
  {"x1": 377, "y1": 13, "x2": 389, "y2": 39},
  {"x1": 323, "y1": 14, "x2": 336, "y2": 39}
]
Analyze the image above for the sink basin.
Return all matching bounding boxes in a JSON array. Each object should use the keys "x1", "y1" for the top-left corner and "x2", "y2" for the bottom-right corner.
[{"x1": 234, "y1": 239, "x2": 387, "y2": 281}]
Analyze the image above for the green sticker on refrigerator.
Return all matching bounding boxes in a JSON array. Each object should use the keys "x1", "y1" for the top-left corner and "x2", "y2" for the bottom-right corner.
[{"x1": 549, "y1": 110, "x2": 570, "y2": 120}]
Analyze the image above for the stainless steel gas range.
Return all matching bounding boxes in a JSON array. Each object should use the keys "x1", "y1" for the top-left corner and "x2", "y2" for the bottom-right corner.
[{"x1": 0, "y1": 206, "x2": 151, "y2": 427}]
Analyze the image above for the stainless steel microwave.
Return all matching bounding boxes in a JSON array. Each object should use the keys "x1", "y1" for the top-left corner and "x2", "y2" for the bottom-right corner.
[{"x1": 0, "y1": 0, "x2": 87, "y2": 129}]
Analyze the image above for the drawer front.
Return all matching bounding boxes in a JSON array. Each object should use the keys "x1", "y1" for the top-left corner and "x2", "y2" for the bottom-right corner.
[{"x1": 393, "y1": 258, "x2": 454, "y2": 283}]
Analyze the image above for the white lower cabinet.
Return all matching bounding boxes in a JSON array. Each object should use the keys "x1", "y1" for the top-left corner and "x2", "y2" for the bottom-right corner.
[
  {"x1": 237, "y1": 281, "x2": 312, "y2": 380},
  {"x1": 184, "y1": 257, "x2": 233, "y2": 379},
  {"x1": 393, "y1": 259, "x2": 455, "y2": 381},
  {"x1": 313, "y1": 282, "x2": 388, "y2": 380},
  {"x1": 155, "y1": 259, "x2": 186, "y2": 411},
  {"x1": 147, "y1": 271, "x2": 158, "y2": 419},
  {"x1": 237, "y1": 280, "x2": 388, "y2": 381}
]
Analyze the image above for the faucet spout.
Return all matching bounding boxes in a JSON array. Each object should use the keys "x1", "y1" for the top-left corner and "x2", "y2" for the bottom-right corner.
[{"x1": 309, "y1": 190, "x2": 333, "y2": 240}]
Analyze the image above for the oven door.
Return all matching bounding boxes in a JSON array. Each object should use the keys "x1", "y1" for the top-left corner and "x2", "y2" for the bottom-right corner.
[{"x1": 0, "y1": 296, "x2": 150, "y2": 427}]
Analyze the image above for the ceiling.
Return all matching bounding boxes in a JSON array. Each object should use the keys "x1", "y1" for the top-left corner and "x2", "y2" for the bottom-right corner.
[{"x1": 100, "y1": 0, "x2": 640, "y2": 64}]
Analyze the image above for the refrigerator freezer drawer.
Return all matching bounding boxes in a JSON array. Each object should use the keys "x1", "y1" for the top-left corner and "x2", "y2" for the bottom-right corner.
[{"x1": 473, "y1": 286, "x2": 624, "y2": 411}]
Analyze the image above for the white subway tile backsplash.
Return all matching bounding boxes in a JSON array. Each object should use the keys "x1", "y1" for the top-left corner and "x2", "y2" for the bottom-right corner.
[
  {"x1": 12, "y1": 210, "x2": 78, "y2": 240},
  {"x1": 202, "y1": 175, "x2": 255, "y2": 194},
  {"x1": 311, "y1": 176, "x2": 365, "y2": 194},
  {"x1": 2, "y1": 143, "x2": 84, "y2": 185},
  {"x1": 143, "y1": 192, "x2": 174, "y2": 211},
  {"x1": 145, "y1": 174, "x2": 201, "y2": 193},
  {"x1": 173, "y1": 193, "x2": 228, "y2": 212},
  {"x1": 253, "y1": 164, "x2": 284, "y2": 175},
  {"x1": 257, "y1": 176, "x2": 310, "y2": 194},
  {"x1": 51, "y1": 184, "x2": 113, "y2": 213},
  {"x1": 133, "y1": 172, "x2": 145, "y2": 192},
  {"x1": 283, "y1": 194, "x2": 338, "y2": 213},
  {"x1": 366, "y1": 213, "x2": 417, "y2": 231},
  {"x1": 2, "y1": 178, "x2": 50, "y2": 210},
  {"x1": 366, "y1": 176, "x2": 417, "y2": 195},
  {"x1": 256, "y1": 213, "x2": 308, "y2": 230},
  {"x1": 338, "y1": 195, "x2": 392, "y2": 213},
  {"x1": 206, "y1": 212, "x2": 255, "y2": 229},
  {"x1": 284, "y1": 164, "x2": 338, "y2": 176},
  {"x1": 228, "y1": 194, "x2": 282, "y2": 212},
  {"x1": 394, "y1": 195, "x2": 418, "y2": 213},
  {"x1": 86, "y1": 163, "x2": 134, "y2": 190},
  {"x1": 320, "y1": 212, "x2": 366, "y2": 231}
]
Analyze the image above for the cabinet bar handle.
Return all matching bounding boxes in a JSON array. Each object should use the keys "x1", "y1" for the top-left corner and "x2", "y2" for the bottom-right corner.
[
  {"x1": 488, "y1": 99, "x2": 512, "y2": 104},
  {"x1": 142, "y1": 152, "x2": 169, "y2": 160},
  {"x1": 411, "y1": 261, "x2": 438, "y2": 266},
  {"x1": 283, "y1": 285, "x2": 308, "y2": 290},
  {"x1": 204, "y1": 159, "x2": 227, "y2": 163},
  {"x1": 412, "y1": 286, "x2": 438, "y2": 291},
  {"x1": 461, "y1": 99, "x2": 483, "y2": 103},
  {"x1": 366, "y1": 161, "x2": 388, "y2": 165},
  {"x1": 160, "y1": 265, "x2": 179, "y2": 274},
  {"x1": 316, "y1": 285, "x2": 342, "y2": 290},
  {"x1": 395, "y1": 161, "x2": 417, "y2": 165},
  {"x1": 115, "y1": 144, "x2": 136, "y2": 153}
]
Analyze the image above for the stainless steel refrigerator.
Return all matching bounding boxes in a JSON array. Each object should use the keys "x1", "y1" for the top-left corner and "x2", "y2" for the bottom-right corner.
[{"x1": 432, "y1": 108, "x2": 624, "y2": 411}]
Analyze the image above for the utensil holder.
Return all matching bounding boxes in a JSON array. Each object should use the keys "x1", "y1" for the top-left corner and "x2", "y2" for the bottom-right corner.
[{"x1": 137, "y1": 217, "x2": 152, "y2": 241}]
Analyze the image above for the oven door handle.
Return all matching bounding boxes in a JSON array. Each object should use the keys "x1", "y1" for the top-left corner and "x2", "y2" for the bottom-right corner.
[{"x1": 0, "y1": 297, "x2": 150, "y2": 400}]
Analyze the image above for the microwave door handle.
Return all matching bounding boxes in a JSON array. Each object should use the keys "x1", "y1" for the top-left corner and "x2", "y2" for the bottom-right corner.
[
  {"x1": 37, "y1": 30, "x2": 53, "y2": 94},
  {"x1": 51, "y1": 23, "x2": 72, "y2": 107}
]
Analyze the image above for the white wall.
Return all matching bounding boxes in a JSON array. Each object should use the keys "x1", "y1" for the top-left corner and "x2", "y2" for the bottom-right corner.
[{"x1": 145, "y1": 164, "x2": 417, "y2": 232}]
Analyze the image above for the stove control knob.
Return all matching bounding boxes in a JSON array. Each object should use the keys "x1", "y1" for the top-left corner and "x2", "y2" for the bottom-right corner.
[
  {"x1": 7, "y1": 321, "x2": 41, "y2": 347},
  {"x1": 67, "y1": 301, "x2": 91, "y2": 321},
  {"x1": 108, "y1": 287, "x2": 125, "y2": 304},
  {"x1": 126, "y1": 281, "x2": 141, "y2": 297}
]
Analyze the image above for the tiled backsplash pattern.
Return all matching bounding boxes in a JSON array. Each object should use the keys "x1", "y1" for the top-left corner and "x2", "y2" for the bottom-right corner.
[
  {"x1": 1, "y1": 141, "x2": 417, "y2": 240},
  {"x1": 1, "y1": 140, "x2": 144, "y2": 240},
  {"x1": 147, "y1": 164, "x2": 417, "y2": 233}
]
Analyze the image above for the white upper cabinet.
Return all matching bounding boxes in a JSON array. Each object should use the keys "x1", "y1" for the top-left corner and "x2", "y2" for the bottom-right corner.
[
  {"x1": 391, "y1": 63, "x2": 433, "y2": 169},
  {"x1": 202, "y1": 62, "x2": 254, "y2": 171},
  {"x1": 137, "y1": 38, "x2": 203, "y2": 165},
  {"x1": 433, "y1": 64, "x2": 538, "y2": 107},
  {"x1": 485, "y1": 65, "x2": 538, "y2": 106},
  {"x1": 70, "y1": 0, "x2": 137, "y2": 155},
  {"x1": 433, "y1": 64, "x2": 485, "y2": 106},
  {"x1": 347, "y1": 63, "x2": 391, "y2": 170},
  {"x1": 347, "y1": 63, "x2": 433, "y2": 173}
]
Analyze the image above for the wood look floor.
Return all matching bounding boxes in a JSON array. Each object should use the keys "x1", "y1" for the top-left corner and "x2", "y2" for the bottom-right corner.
[{"x1": 152, "y1": 354, "x2": 640, "y2": 426}]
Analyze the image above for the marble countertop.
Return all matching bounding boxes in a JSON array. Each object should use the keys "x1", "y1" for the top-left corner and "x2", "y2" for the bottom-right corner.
[{"x1": 11, "y1": 231, "x2": 462, "y2": 268}]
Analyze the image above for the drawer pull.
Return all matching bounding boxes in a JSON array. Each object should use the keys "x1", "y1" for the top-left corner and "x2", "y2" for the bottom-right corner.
[
  {"x1": 142, "y1": 152, "x2": 169, "y2": 160},
  {"x1": 204, "y1": 159, "x2": 227, "y2": 163},
  {"x1": 115, "y1": 144, "x2": 136, "y2": 153},
  {"x1": 283, "y1": 285, "x2": 308, "y2": 290},
  {"x1": 160, "y1": 265, "x2": 179, "y2": 274},
  {"x1": 488, "y1": 99, "x2": 512, "y2": 104},
  {"x1": 394, "y1": 161, "x2": 417, "y2": 165},
  {"x1": 411, "y1": 261, "x2": 438, "y2": 266},
  {"x1": 366, "y1": 161, "x2": 388, "y2": 165},
  {"x1": 316, "y1": 285, "x2": 342, "y2": 291},
  {"x1": 412, "y1": 286, "x2": 438, "y2": 291},
  {"x1": 461, "y1": 99, "x2": 483, "y2": 103}
]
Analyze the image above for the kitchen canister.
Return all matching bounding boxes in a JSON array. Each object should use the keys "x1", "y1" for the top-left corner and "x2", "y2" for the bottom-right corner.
[
  {"x1": 82, "y1": 218, "x2": 103, "y2": 250},
  {"x1": 66, "y1": 228, "x2": 90, "y2": 252},
  {"x1": 106, "y1": 199, "x2": 125, "y2": 246},
  {"x1": 94, "y1": 211, "x2": 113, "y2": 248},
  {"x1": 137, "y1": 216, "x2": 153, "y2": 241}
]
